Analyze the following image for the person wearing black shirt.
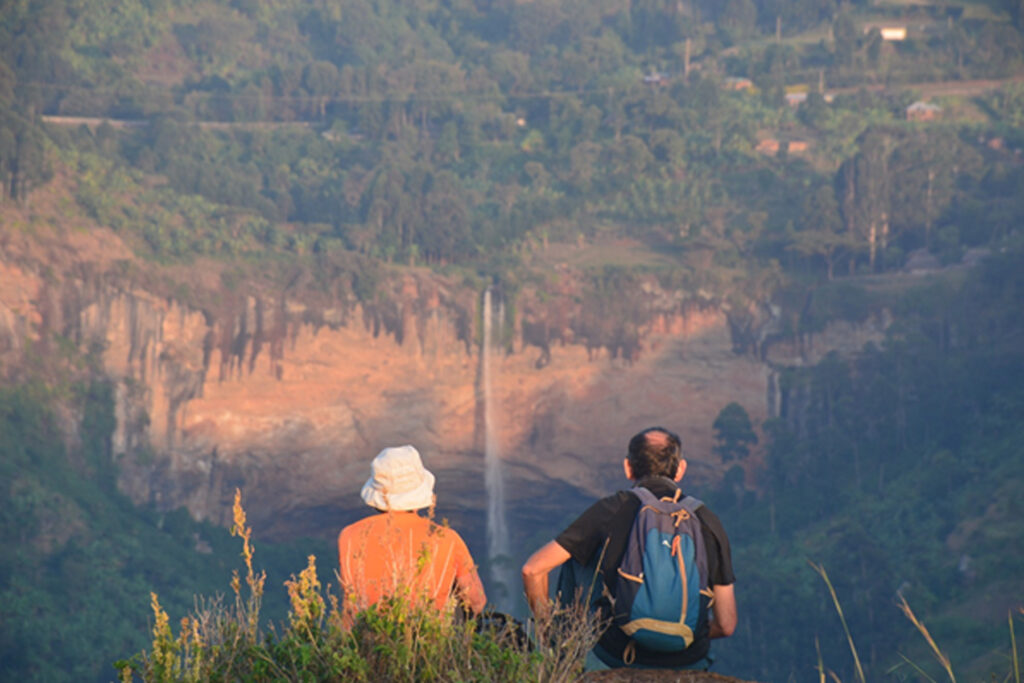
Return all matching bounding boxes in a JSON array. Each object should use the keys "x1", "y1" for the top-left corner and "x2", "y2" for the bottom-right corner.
[{"x1": 522, "y1": 427, "x2": 737, "y2": 670}]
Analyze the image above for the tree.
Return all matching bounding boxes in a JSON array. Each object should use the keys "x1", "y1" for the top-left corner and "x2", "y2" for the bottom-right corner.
[
  {"x1": 649, "y1": 128, "x2": 687, "y2": 177},
  {"x1": 787, "y1": 227, "x2": 859, "y2": 282},
  {"x1": 754, "y1": 45, "x2": 798, "y2": 108},
  {"x1": 612, "y1": 134, "x2": 653, "y2": 179},
  {"x1": 567, "y1": 141, "x2": 601, "y2": 194},
  {"x1": 302, "y1": 61, "x2": 339, "y2": 119},
  {"x1": 798, "y1": 91, "x2": 830, "y2": 129},
  {"x1": 837, "y1": 130, "x2": 891, "y2": 271},
  {"x1": 790, "y1": 183, "x2": 855, "y2": 280},
  {"x1": 713, "y1": 402, "x2": 758, "y2": 463},
  {"x1": 418, "y1": 170, "x2": 469, "y2": 263},
  {"x1": 0, "y1": 124, "x2": 14, "y2": 201},
  {"x1": 0, "y1": 110, "x2": 50, "y2": 204},
  {"x1": 719, "y1": 0, "x2": 758, "y2": 42},
  {"x1": 888, "y1": 133, "x2": 962, "y2": 249},
  {"x1": 1013, "y1": 0, "x2": 1024, "y2": 30},
  {"x1": 435, "y1": 121, "x2": 460, "y2": 164},
  {"x1": 832, "y1": 12, "x2": 858, "y2": 68}
]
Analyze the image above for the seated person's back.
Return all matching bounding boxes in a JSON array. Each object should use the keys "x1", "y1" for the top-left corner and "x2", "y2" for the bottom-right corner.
[{"x1": 338, "y1": 445, "x2": 486, "y2": 616}]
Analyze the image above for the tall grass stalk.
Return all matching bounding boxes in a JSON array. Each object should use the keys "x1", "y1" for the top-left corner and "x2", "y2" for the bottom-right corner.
[
  {"x1": 1011, "y1": 609, "x2": 1020, "y2": 683},
  {"x1": 896, "y1": 594, "x2": 956, "y2": 683},
  {"x1": 810, "y1": 561, "x2": 866, "y2": 683},
  {"x1": 812, "y1": 563, "x2": 1021, "y2": 683},
  {"x1": 815, "y1": 636, "x2": 842, "y2": 683},
  {"x1": 815, "y1": 636, "x2": 826, "y2": 683},
  {"x1": 894, "y1": 652, "x2": 939, "y2": 683}
]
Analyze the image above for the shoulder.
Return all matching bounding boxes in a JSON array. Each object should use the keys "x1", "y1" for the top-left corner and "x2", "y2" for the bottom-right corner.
[
  {"x1": 426, "y1": 518, "x2": 459, "y2": 538},
  {"x1": 426, "y1": 519, "x2": 470, "y2": 546},
  {"x1": 341, "y1": 513, "x2": 384, "y2": 532},
  {"x1": 555, "y1": 490, "x2": 638, "y2": 565},
  {"x1": 693, "y1": 503, "x2": 735, "y2": 585},
  {"x1": 574, "y1": 489, "x2": 637, "y2": 525},
  {"x1": 338, "y1": 514, "x2": 378, "y2": 544},
  {"x1": 425, "y1": 520, "x2": 476, "y2": 561},
  {"x1": 694, "y1": 503, "x2": 726, "y2": 529},
  {"x1": 694, "y1": 504, "x2": 729, "y2": 538},
  {"x1": 597, "y1": 490, "x2": 638, "y2": 515}
]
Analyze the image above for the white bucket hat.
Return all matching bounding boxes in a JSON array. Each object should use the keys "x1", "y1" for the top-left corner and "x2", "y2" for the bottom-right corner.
[{"x1": 360, "y1": 445, "x2": 436, "y2": 511}]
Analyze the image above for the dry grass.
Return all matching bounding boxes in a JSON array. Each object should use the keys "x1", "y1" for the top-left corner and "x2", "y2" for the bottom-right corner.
[
  {"x1": 809, "y1": 562, "x2": 867, "y2": 683},
  {"x1": 813, "y1": 562, "x2": 1024, "y2": 683},
  {"x1": 1011, "y1": 608, "x2": 1021, "y2": 683},
  {"x1": 896, "y1": 594, "x2": 956, "y2": 683}
]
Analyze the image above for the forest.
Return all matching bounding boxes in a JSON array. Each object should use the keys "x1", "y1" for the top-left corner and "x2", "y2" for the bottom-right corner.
[
  {"x1": 0, "y1": 0, "x2": 1023, "y2": 680},
  {"x1": 2, "y1": 0, "x2": 1023, "y2": 284},
  {"x1": 709, "y1": 251, "x2": 1024, "y2": 680}
]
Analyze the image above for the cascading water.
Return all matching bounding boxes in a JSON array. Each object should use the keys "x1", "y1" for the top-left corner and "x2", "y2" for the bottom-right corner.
[
  {"x1": 767, "y1": 370, "x2": 781, "y2": 419},
  {"x1": 482, "y1": 287, "x2": 514, "y2": 607}
]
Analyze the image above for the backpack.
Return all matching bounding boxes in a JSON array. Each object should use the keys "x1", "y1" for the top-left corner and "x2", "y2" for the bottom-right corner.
[{"x1": 611, "y1": 487, "x2": 711, "y2": 656}]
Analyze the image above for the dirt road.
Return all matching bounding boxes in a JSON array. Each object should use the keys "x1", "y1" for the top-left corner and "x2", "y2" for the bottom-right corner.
[{"x1": 826, "y1": 74, "x2": 1024, "y2": 98}]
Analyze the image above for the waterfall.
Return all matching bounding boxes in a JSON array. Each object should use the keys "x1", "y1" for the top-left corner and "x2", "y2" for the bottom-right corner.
[
  {"x1": 497, "y1": 297, "x2": 505, "y2": 353},
  {"x1": 767, "y1": 369, "x2": 780, "y2": 419},
  {"x1": 482, "y1": 287, "x2": 513, "y2": 606}
]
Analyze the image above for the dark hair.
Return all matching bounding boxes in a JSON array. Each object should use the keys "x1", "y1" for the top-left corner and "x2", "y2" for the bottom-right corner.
[{"x1": 627, "y1": 427, "x2": 682, "y2": 479}]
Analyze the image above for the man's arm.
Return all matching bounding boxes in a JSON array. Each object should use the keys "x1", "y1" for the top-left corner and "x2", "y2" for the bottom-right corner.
[
  {"x1": 708, "y1": 583, "x2": 737, "y2": 638},
  {"x1": 521, "y1": 540, "x2": 571, "y2": 619},
  {"x1": 457, "y1": 566, "x2": 488, "y2": 615},
  {"x1": 337, "y1": 530, "x2": 358, "y2": 629}
]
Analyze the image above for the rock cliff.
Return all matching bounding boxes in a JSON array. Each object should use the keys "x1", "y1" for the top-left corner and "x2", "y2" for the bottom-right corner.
[{"x1": 0, "y1": 217, "x2": 887, "y2": 551}]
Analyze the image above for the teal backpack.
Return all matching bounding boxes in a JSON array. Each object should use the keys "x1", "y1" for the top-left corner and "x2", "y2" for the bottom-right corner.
[{"x1": 612, "y1": 487, "x2": 711, "y2": 656}]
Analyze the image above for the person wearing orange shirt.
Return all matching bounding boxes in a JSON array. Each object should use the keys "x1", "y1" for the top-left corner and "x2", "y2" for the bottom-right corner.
[{"x1": 337, "y1": 445, "x2": 487, "y2": 620}]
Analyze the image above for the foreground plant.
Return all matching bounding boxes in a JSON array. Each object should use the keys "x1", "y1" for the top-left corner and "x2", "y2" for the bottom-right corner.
[
  {"x1": 116, "y1": 490, "x2": 600, "y2": 682},
  {"x1": 813, "y1": 562, "x2": 1023, "y2": 683}
]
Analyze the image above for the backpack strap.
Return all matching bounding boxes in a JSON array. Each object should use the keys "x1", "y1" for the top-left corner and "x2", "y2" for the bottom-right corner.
[
  {"x1": 680, "y1": 496, "x2": 703, "y2": 515},
  {"x1": 629, "y1": 486, "x2": 660, "y2": 507},
  {"x1": 629, "y1": 488, "x2": 703, "y2": 514}
]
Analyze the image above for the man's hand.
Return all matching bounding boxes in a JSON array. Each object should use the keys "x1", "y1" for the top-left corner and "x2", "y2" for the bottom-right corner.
[
  {"x1": 708, "y1": 583, "x2": 737, "y2": 638},
  {"x1": 521, "y1": 540, "x2": 571, "y2": 619}
]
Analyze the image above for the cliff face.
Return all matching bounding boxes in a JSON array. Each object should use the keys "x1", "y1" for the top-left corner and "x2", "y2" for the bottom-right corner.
[{"x1": 0, "y1": 223, "x2": 886, "y2": 544}]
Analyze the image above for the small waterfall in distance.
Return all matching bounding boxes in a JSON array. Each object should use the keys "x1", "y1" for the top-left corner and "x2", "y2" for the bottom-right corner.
[{"x1": 482, "y1": 287, "x2": 514, "y2": 608}]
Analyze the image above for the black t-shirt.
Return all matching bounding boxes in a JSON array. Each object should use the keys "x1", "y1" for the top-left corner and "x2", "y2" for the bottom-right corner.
[{"x1": 554, "y1": 476, "x2": 735, "y2": 667}]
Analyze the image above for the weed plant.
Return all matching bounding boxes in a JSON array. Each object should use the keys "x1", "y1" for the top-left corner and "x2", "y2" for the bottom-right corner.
[
  {"x1": 813, "y1": 562, "x2": 1023, "y2": 683},
  {"x1": 117, "y1": 490, "x2": 601, "y2": 682}
]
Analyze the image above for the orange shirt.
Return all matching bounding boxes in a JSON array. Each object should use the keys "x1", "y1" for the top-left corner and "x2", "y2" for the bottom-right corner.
[{"x1": 337, "y1": 511, "x2": 478, "y2": 613}]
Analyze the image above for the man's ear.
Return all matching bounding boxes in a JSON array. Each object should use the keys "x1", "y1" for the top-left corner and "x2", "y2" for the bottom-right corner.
[
  {"x1": 623, "y1": 458, "x2": 634, "y2": 481},
  {"x1": 673, "y1": 459, "x2": 688, "y2": 482}
]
